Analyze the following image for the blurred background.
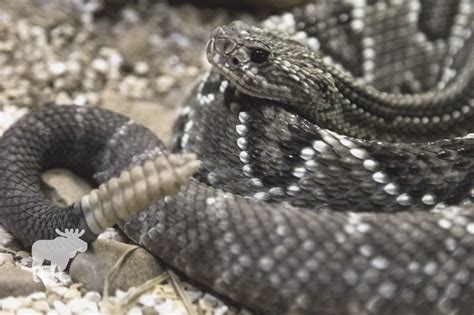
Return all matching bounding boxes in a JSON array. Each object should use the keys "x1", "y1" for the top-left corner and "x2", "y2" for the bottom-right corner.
[{"x1": 0, "y1": 0, "x2": 309, "y2": 139}]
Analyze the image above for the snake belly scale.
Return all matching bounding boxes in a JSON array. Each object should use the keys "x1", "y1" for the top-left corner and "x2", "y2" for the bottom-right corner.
[{"x1": 1, "y1": 1, "x2": 474, "y2": 314}]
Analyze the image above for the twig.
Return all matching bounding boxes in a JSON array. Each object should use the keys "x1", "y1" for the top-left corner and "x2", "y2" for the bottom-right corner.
[
  {"x1": 119, "y1": 273, "x2": 169, "y2": 308},
  {"x1": 103, "y1": 245, "x2": 140, "y2": 299},
  {"x1": 168, "y1": 268, "x2": 198, "y2": 315}
]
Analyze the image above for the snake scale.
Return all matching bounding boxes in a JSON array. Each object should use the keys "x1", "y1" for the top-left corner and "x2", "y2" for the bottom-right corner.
[{"x1": 1, "y1": 0, "x2": 474, "y2": 314}]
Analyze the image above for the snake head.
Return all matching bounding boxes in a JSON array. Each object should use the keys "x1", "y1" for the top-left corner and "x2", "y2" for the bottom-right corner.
[{"x1": 207, "y1": 21, "x2": 337, "y2": 116}]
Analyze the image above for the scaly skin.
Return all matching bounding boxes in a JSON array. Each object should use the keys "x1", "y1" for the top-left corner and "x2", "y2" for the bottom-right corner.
[
  {"x1": 1, "y1": 1, "x2": 474, "y2": 314},
  {"x1": 206, "y1": 21, "x2": 474, "y2": 142}
]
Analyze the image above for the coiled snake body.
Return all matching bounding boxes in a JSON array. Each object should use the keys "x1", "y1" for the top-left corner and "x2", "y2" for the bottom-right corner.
[{"x1": 1, "y1": 1, "x2": 474, "y2": 314}]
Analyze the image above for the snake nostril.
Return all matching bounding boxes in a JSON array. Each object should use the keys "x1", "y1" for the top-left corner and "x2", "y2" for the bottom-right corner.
[{"x1": 231, "y1": 57, "x2": 240, "y2": 66}]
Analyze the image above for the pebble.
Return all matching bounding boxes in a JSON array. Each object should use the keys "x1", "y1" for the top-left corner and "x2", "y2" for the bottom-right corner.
[
  {"x1": 69, "y1": 240, "x2": 164, "y2": 295},
  {"x1": 0, "y1": 266, "x2": 46, "y2": 298},
  {"x1": 154, "y1": 300, "x2": 187, "y2": 315},
  {"x1": 84, "y1": 291, "x2": 101, "y2": 302},
  {"x1": 97, "y1": 227, "x2": 123, "y2": 241},
  {"x1": 63, "y1": 287, "x2": 81, "y2": 300},
  {"x1": 67, "y1": 297, "x2": 98, "y2": 313},
  {"x1": 51, "y1": 286, "x2": 69, "y2": 298},
  {"x1": 215, "y1": 305, "x2": 230, "y2": 315},
  {"x1": 155, "y1": 75, "x2": 176, "y2": 93},
  {"x1": 138, "y1": 293, "x2": 158, "y2": 307},
  {"x1": 127, "y1": 306, "x2": 143, "y2": 315},
  {"x1": 53, "y1": 300, "x2": 71, "y2": 315},
  {"x1": 17, "y1": 307, "x2": 41, "y2": 315},
  {"x1": 1, "y1": 296, "x2": 23, "y2": 311},
  {"x1": 92, "y1": 58, "x2": 109, "y2": 74},
  {"x1": 134, "y1": 61, "x2": 150, "y2": 75},
  {"x1": 186, "y1": 290, "x2": 204, "y2": 302},
  {"x1": 31, "y1": 300, "x2": 50, "y2": 312},
  {"x1": 29, "y1": 292, "x2": 46, "y2": 301}
]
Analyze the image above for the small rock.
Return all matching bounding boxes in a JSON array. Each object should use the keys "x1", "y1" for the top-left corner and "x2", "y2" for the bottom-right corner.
[
  {"x1": 67, "y1": 297, "x2": 98, "y2": 313},
  {"x1": 214, "y1": 305, "x2": 229, "y2": 315},
  {"x1": 127, "y1": 306, "x2": 143, "y2": 315},
  {"x1": 69, "y1": 240, "x2": 164, "y2": 295},
  {"x1": 186, "y1": 66, "x2": 199, "y2": 77},
  {"x1": 92, "y1": 58, "x2": 109, "y2": 74},
  {"x1": 138, "y1": 292, "x2": 158, "y2": 307},
  {"x1": 97, "y1": 227, "x2": 123, "y2": 241},
  {"x1": 1, "y1": 296, "x2": 23, "y2": 311},
  {"x1": 54, "y1": 91, "x2": 73, "y2": 104},
  {"x1": 155, "y1": 75, "x2": 176, "y2": 93},
  {"x1": 29, "y1": 292, "x2": 46, "y2": 301},
  {"x1": 31, "y1": 265, "x2": 72, "y2": 288},
  {"x1": 118, "y1": 75, "x2": 151, "y2": 98},
  {"x1": 51, "y1": 286, "x2": 68, "y2": 297},
  {"x1": 84, "y1": 291, "x2": 101, "y2": 302},
  {"x1": 154, "y1": 299, "x2": 187, "y2": 315},
  {"x1": 134, "y1": 61, "x2": 149, "y2": 75},
  {"x1": 63, "y1": 287, "x2": 81, "y2": 300},
  {"x1": 0, "y1": 266, "x2": 45, "y2": 298},
  {"x1": 17, "y1": 307, "x2": 41, "y2": 315},
  {"x1": 187, "y1": 290, "x2": 203, "y2": 303},
  {"x1": 114, "y1": 289, "x2": 128, "y2": 300},
  {"x1": 48, "y1": 62, "x2": 67, "y2": 76},
  {"x1": 53, "y1": 300, "x2": 71, "y2": 315},
  {"x1": 31, "y1": 300, "x2": 50, "y2": 312}
]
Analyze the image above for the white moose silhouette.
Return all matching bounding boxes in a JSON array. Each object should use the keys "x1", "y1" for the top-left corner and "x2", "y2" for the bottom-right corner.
[{"x1": 32, "y1": 228, "x2": 88, "y2": 271}]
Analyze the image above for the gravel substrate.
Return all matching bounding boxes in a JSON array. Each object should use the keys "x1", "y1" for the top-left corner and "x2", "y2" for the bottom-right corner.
[{"x1": 0, "y1": 0, "x2": 260, "y2": 314}]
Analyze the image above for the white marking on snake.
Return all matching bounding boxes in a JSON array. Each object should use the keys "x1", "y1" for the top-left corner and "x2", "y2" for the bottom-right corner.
[
  {"x1": 384, "y1": 183, "x2": 399, "y2": 195},
  {"x1": 396, "y1": 193, "x2": 412, "y2": 206},
  {"x1": 108, "y1": 119, "x2": 135, "y2": 146},
  {"x1": 300, "y1": 147, "x2": 315, "y2": 160},
  {"x1": 219, "y1": 80, "x2": 229, "y2": 93},
  {"x1": 372, "y1": 172, "x2": 388, "y2": 184}
]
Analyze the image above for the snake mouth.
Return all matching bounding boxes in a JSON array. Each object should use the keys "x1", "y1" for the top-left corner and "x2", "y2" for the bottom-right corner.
[
  {"x1": 207, "y1": 49, "x2": 280, "y2": 103},
  {"x1": 206, "y1": 24, "x2": 285, "y2": 104},
  {"x1": 206, "y1": 38, "x2": 262, "y2": 100}
]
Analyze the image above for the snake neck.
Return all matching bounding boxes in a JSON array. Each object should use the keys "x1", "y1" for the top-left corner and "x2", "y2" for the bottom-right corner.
[
  {"x1": 302, "y1": 63, "x2": 474, "y2": 142},
  {"x1": 207, "y1": 22, "x2": 474, "y2": 142}
]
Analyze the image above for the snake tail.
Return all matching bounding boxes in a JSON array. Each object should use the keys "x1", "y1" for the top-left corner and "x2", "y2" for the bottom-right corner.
[
  {"x1": 0, "y1": 105, "x2": 198, "y2": 245},
  {"x1": 80, "y1": 153, "x2": 200, "y2": 238}
]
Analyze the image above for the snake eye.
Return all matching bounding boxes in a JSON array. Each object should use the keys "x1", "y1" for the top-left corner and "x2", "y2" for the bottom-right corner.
[{"x1": 250, "y1": 48, "x2": 269, "y2": 63}]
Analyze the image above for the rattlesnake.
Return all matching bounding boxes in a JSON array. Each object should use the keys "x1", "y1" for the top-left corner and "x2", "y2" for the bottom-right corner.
[{"x1": 1, "y1": 1, "x2": 474, "y2": 314}]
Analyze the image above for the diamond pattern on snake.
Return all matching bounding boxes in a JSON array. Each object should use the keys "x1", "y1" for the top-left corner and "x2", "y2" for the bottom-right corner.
[{"x1": 1, "y1": 1, "x2": 473, "y2": 314}]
